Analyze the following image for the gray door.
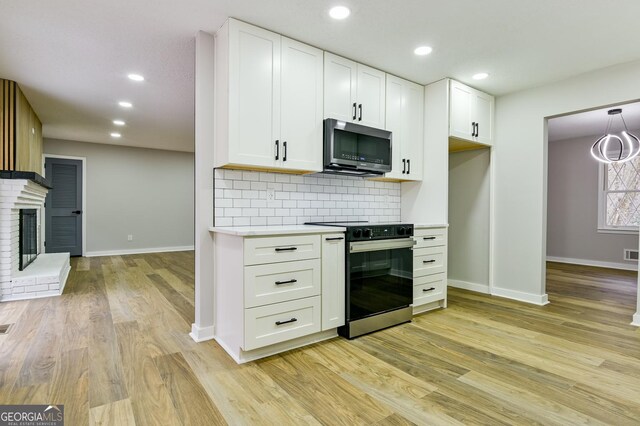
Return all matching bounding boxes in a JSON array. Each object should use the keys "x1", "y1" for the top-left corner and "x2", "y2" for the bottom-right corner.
[{"x1": 45, "y1": 157, "x2": 83, "y2": 256}]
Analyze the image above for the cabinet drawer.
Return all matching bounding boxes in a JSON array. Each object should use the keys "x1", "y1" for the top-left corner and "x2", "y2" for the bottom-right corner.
[
  {"x1": 413, "y1": 228, "x2": 446, "y2": 248},
  {"x1": 245, "y1": 259, "x2": 321, "y2": 308},
  {"x1": 244, "y1": 235, "x2": 320, "y2": 266},
  {"x1": 244, "y1": 296, "x2": 321, "y2": 351},
  {"x1": 414, "y1": 246, "x2": 446, "y2": 277},
  {"x1": 413, "y1": 273, "x2": 446, "y2": 306}
]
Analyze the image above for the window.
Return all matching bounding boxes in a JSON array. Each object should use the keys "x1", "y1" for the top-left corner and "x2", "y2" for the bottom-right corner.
[{"x1": 598, "y1": 158, "x2": 640, "y2": 233}]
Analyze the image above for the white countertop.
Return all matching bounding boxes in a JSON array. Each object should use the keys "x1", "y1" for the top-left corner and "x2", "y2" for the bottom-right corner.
[
  {"x1": 414, "y1": 223, "x2": 448, "y2": 229},
  {"x1": 209, "y1": 225, "x2": 346, "y2": 236}
]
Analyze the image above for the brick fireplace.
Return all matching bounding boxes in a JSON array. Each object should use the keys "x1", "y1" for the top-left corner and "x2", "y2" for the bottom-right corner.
[{"x1": 0, "y1": 172, "x2": 70, "y2": 301}]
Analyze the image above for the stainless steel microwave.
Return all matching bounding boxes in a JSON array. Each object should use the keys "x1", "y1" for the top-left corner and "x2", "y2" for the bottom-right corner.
[{"x1": 323, "y1": 118, "x2": 392, "y2": 176}]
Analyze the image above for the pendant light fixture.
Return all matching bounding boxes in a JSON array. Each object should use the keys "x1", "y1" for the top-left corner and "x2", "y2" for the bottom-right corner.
[{"x1": 590, "y1": 108, "x2": 640, "y2": 163}]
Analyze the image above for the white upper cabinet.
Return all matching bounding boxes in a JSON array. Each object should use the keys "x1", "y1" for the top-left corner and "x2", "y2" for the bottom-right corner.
[
  {"x1": 449, "y1": 80, "x2": 494, "y2": 145},
  {"x1": 215, "y1": 19, "x2": 323, "y2": 172},
  {"x1": 227, "y1": 20, "x2": 280, "y2": 169},
  {"x1": 324, "y1": 52, "x2": 386, "y2": 129},
  {"x1": 280, "y1": 37, "x2": 324, "y2": 171},
  {"x1": 356, "y1": 64, "x2": 386, "y2": 128},
  {"x1": 384, "y1": 75, "x2": 424, "y2": 181},
  {"x1": 323, "y1": 54, "x2": 357, "y2": 123}
]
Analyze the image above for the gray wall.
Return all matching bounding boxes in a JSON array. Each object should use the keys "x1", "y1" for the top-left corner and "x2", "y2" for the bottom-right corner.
[
  {"x1": 44, "y1": 138, "x2": 194, "y2": 255},
  {"x1": 448, "y1": 149, "x2": 491, "y2": 286},
  {"x1": 547, "y1": 134, "x2": 637, "y2": 267}
]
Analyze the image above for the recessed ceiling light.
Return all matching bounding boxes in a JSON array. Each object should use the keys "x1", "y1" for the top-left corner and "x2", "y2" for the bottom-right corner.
[
  {"x1": 329, "y1": 6, "x2": 350, "y2": 20},
  {"x1": 414, "y1": 46, "x2": 433, "y2": 56},
  {"x1": 118, "y1": 101, "x2": 132, "y2": 108},
  {"x1": 113, "y1": 120, "x2": 125, "y2": 126},
  {"x1": 472, "y1": 72, "x2": 489, "y2": 80},
  {"x1": 110, "y1": 132, "x2": 121, "y2": 138},
  {"x1": 127, "y1": 73, "x2": 144, "y2": 82}
]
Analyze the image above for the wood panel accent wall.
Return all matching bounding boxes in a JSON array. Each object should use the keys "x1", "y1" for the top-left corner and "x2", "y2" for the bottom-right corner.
[
  {"x1": 0, "y1": 78, "x2": 43, "y2": 174},
  {"x1": 1, "y1": 79, "x2": 16, "y2": 170}
]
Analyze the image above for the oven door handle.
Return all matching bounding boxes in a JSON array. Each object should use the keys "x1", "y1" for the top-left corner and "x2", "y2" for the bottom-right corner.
[{"x1": 349, "y1": 238, "x2": 415, "y2": 253}]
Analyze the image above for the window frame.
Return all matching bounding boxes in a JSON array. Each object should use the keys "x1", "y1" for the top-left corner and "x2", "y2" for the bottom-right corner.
[{"x1": 597, "y1": 162, "x2": 640, "y2": 234}]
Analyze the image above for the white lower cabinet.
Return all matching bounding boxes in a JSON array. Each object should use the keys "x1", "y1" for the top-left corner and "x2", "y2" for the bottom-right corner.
[
  {"x1": 244, "y1": 296, "x2": 321, "y2": 351},
  {"x1": 321, "y1": 234, "x2": 346, "y2": 330},
  {"x1": 214, "y1": 232, "x2": 345, "y2": 363},
  {"x1": 413, "y1": 226, "x2": 448, "y2": 314},
  {"x1": 244, "y1": 259, "x2": 321, "y2": 308}
]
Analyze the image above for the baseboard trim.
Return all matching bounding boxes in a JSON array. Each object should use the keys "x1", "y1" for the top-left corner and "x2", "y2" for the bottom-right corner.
[
  {"x1": 448, "y1": 279, "x2": 490, "y2": 294},
  {"x1": 546, "y1": 256, "x2": 638, "y2": 271},
  {"x1": 190, "y1": 323, "x2": 215, "y2": 342},
  {"x1": 632, "y1": 313, "x2": 640, "y2": 327},
  {"x1": 86, "y1": 245, "x2": 195, "y2": 257},
  {"x1": 491, "y1": 287, "x2": 549, "y2": 306}
]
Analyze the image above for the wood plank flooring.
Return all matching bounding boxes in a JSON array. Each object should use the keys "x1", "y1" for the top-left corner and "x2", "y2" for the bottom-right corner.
[{"x1": 0, "y1": 254, "x2": 639, "y2": 425}]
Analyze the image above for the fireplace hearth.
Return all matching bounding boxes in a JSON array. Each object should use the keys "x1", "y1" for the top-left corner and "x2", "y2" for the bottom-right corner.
[{"x1": 19, "y1": 209, "x2": 38, "y2": 271}]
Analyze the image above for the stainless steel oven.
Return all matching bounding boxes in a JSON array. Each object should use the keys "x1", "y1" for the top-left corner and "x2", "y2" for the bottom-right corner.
[
  {"x1": 345, "y1": 236, "x2": 413, "y2": 338},
  {"x1": 306, "y1": 221, "x2": 415, "y2": 338}
]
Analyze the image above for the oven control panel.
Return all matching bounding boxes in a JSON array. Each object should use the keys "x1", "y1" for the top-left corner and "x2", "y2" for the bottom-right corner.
[{"x1": 349, "y1": 224, "x2": 413, "y2": 241}]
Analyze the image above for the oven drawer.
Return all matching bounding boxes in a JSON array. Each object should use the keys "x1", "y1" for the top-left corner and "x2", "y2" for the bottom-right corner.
[
  {"x1": 414, "y1": 246, "x2": 446, "y2": 276},
  {"x1": 413, "y1": 228, "x2": 446, "y2": 248},
  {"x1": 244, "y1": 235, "x2": 321, "y2": 266},
  {"x1": 244, "y1": 259, "x2": 321, "y2": 308},
  {"x1": 413, "y1": 273, "x2": 446, "y2": 305},
  {"x1": 244, "y1": 296, "x2": 321, "y2": 351}
]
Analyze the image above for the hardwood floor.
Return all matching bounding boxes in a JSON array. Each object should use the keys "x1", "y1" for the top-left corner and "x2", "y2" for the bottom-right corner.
[{"x1": 1, "y1": 255, "x2": 639, "y2": 425}]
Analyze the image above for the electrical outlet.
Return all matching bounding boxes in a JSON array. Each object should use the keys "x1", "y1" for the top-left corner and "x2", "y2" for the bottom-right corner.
[
  {"x1": 267, "y1": 188, "x2": 275, "y2": 201},
  {"x1": 127, "y1": 234, "x2": 133, "y2": 242}
]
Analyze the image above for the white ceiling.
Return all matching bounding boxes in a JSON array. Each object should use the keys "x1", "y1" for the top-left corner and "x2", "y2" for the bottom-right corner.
[
  {"x1": 2, "y1": 0, "x2": 640, "y2": 153},
  {"x1": 548, "y1": 102, "x2": 640, "y2": 142}
]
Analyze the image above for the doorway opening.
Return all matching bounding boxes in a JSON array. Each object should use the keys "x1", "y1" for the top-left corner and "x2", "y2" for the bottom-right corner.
[{"x1": 546, "y1": 102, "x2": 640, "y2": 322}]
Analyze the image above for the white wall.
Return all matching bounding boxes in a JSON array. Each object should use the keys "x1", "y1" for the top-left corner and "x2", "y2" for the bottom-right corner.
[
  {"x1": 192, "y1": 30, "x2": 216, "y2": 342},
  {"x1": 448, "y1": 149, "x2": 491, "y2": 289},
  {"x1": 44, "y1": 138, "x2": 194, "y2": 255},
  {"x1": 494, "y1": 58, "x2": 640, "y2": 305},
  {"x1": 547, "y1": 134, "x2": 638, "y2": 269}
]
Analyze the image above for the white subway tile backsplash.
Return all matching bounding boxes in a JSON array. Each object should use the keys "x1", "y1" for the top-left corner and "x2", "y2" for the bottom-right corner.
[
  {"x1": 267, "y1": 217, "x2": 283, "y2": 225},
  {"x1": 251, "y1": 217, "x2": 267, "y2": 226},
  {"x1": 225, "y1": 170, "x2": 243, "y2": 180},
  {"x1": 243, "y1": 171, "x2": 260, "y2": 181},
  {"x1": 214, "y1": 169, "x2": 401, "y2": 226},
  {"x1": 233, "y1": 180, "x2": 251, "y2": 190},
  {"x1": 224, "y1": 189, "x2": 242, "y2": 199},
  {"x1": 233, "y1": 217, "x2": 250, "y2": 226},
  {"x1": 250, "y1": 181, "x2": 267, "y2": 191},
  {"x1": 259, "y1": 173, "x2": 275, "y2": 182}
]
